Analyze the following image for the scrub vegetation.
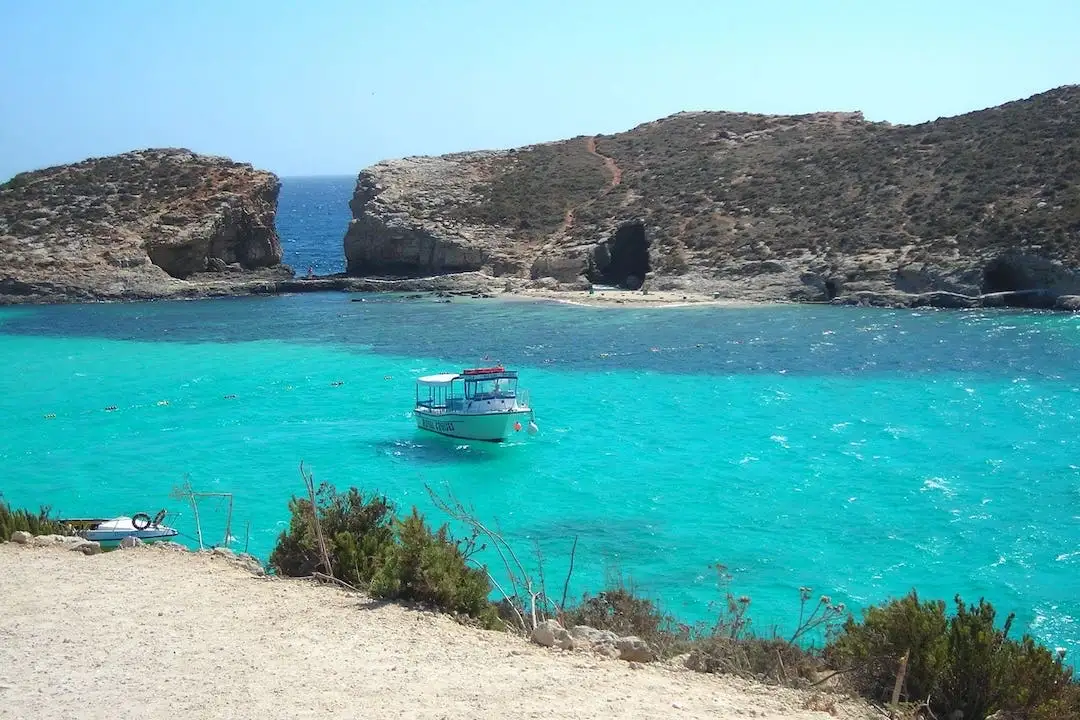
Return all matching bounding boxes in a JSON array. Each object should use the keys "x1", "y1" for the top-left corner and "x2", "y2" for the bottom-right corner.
[
  {"x1": 266, "y1": 473, "x2": 1080, "y2": 719},
  {"x1": 0, "y1": 497, "x2": 72, "y2": 540},
  {"x1": 9, "y1": 472, "x2": 1076, "y2": 718}
]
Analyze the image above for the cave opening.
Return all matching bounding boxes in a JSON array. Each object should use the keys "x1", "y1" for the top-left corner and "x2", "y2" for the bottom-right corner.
[
  {"x1": 591, "y1": 221, "x2": 650, "y2": 290},
  {"x1": 981, "y1": 256, "x2": 1056, "y2": 309},
  {"x1": 982, "y1": 256, "x2": 1031, "y2": 294},
  {"x1": 824, "y1": 279, "x2": 839, "y2": 301}
]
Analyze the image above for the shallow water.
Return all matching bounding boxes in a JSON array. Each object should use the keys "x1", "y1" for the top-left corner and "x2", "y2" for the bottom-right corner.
[{"x1": 2, "y1": 293, "x2": 1078, "y2": 659}]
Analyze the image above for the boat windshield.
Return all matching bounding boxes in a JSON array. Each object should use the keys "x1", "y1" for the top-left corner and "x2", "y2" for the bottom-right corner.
[{"x1": 465, "y1": 376, "x2": 517, "y2": 400}]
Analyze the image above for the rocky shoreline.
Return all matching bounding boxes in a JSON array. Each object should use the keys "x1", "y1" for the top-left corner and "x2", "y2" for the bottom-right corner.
[
  {"x1": 5, "y1": 85, "x2": 1080, "y2": 312},
  {"x1": 6, "y1": 268, "x2": 1080, "y2": 311}
]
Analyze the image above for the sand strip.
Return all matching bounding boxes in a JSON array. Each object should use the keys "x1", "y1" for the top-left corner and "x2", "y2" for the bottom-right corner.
[{"x1": 0, "y1": 544, "x2": 872, "y2": 720}]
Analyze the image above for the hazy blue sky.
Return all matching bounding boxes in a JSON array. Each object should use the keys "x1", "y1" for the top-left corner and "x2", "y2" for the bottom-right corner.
[{"x1": 1, "y1": 0, "x2": 1077, "y2": 180}]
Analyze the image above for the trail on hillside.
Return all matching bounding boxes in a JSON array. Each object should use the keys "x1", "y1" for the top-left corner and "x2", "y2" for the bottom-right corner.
[
  {"x1": 553, "y1": 136, "x2": 624, "y2": 240},
  {"x1": 586, "y1": 136, "x2": 622, "y2": 188}
]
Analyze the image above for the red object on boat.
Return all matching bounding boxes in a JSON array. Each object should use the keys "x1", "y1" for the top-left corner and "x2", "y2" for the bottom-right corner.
[{"x1": 462, "y1": 366, "x2": 505, "y2": 375}]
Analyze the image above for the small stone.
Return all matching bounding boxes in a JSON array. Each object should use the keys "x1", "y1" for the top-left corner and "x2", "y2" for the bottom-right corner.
[
  {"x1": 629, "y1": 661, "x2": 644, "y2": 670},
  {"x1": 9, "y1": 530, "x2": 31, "y2": 544},
  {"x1": 593, "y1": 642, "x2": 621, "y2": 659},
  {"x1": 71, "y1": 540, "x2": 102, "y2": 556},
  {"x1": 211, "y1": 546, "x2": 234, "y2": 557},
  {"x1": 616, "y1": 635, "x2": 654, "y2": 663},
  {"x1": 531, "y1": 619, "x2": 564, "y2": 648},
  {"x1": 118, "y1": 536, "x2": 144, "y2": 549}
]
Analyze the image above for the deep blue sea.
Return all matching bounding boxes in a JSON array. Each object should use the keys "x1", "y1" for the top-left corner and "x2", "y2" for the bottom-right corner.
[{"x1": 1, "y1": 177, "x2": 1078, "y2": 660}]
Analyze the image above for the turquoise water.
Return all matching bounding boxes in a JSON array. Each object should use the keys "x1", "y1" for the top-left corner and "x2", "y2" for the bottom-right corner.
[
  {"x1": 276, "y1": 175, "x2": 353, "y2": 274},
  {"x1": 2, "y1": 294, "x2": 1079, "y2": 660}
]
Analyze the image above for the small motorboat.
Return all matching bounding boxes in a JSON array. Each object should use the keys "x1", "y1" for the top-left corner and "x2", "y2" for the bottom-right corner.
[
  {"x1": 60, "y1": 509, "x2": 179, "y2": 547},
  {"x1": 414, "y1": 366, "x2": 538, "y2": 442}
]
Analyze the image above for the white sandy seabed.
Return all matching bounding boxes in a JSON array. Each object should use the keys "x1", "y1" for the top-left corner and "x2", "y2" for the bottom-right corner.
[{"x1": 0, "y1": 544, "x2": 878, "y2": 720}]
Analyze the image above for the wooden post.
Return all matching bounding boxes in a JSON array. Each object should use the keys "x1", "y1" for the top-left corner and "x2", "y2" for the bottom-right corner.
[
  {"x1": 301, "y1": 462, "x2": 332, "y2": 576},
  {"x1": 223, "y1": 494, "x2": 234, "y2": 548},
  {"x1": 891, "y1": 648, "x2": 911, "y2": 706},
  {"x1": 188, "y1": 489, "x2": 204, "y2": 550}
]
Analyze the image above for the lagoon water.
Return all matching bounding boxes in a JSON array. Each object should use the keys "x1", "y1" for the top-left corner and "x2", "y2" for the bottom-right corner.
[{"x1": 2, "y1": 178, "x2": 1079, "y2": 659}]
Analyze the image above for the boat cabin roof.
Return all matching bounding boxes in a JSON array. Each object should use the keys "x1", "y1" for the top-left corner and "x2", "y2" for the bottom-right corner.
[
  {"x1": 416, "y1": 367, "x2": 518, "y2": 386},
  {"x1": 416, "y1": 373, "x2": 460, "y2": 386}
]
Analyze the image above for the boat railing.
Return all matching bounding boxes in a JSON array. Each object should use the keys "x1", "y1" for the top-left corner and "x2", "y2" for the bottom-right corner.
[{"x1": 517, "y1": 388, "x2": 531, "y2": 409}]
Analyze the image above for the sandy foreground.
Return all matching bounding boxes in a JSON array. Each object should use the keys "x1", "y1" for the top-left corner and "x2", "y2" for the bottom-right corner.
[{"x1": 0, "y1": 545, "x2": 876, "y2": 720}]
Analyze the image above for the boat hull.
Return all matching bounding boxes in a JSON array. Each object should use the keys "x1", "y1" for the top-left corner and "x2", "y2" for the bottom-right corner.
[
  {"x1": 414, "y1": 408, "x2": 534, "y2": 442},
  {"x1": 80, "y1": 528, "x2": 179, "y2": 547}
]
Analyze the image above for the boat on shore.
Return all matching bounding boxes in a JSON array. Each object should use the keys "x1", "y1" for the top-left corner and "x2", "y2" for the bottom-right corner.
[
  {"x1": 59, "y1": 510, "x2": 179, "y2": 547},
  {"x1": 414, "y1": 366, "x2": 538, "y2": 442}
]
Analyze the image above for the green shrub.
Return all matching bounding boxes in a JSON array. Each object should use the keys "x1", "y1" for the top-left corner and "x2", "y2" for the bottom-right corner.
[
  {"x1": 268, "y1": 484, "x2": 396, "y2": 586},
  {"x1": 826, "y1": 591, "x2": 1080, "y2": 718},
  {"x1": 269, "y1": 482, "x2": 498, "y2": 628},
  {"x1": 826, "y1": 590, "x2": 949, "y2": 703},
  {"x1": 0, "y1": 497, "x2": 73, "y2": 540},
  {"x1": 371, "y1": 508, "x2": 498, "y2": 626}
]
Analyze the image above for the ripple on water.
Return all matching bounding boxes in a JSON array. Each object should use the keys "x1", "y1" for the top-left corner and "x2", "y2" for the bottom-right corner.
[{"x1": 1, "y1": 293, "x2": 1080, "y2": 662}]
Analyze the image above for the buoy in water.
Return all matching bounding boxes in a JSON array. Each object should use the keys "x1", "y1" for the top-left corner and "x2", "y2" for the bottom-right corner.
[
  {"x1": 104, "y1": 406, "x2": 118, "y2": 412},
  {"x1": 156, "y1": 400, "x2": 169, "y2": 406},
  {"x1": 514, "y1": 421, "x2": 522, "y2": 432},
  {"x1": 223, "y1": 394, "x2": 237, "y2": 400},
  {"x1": 43, "y1": 413, "x2": 56, "y2": 419}
]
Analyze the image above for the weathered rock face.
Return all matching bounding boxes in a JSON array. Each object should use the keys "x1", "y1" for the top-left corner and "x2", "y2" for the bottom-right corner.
[
  {"x1": 343, "y1": 86, "x2": 1080, "y2": 308},
  {"x1": 0, "y1": 148, "x2": 286, "y2": 303},
  {"x1": 344, "y1": 154, "x2": 514, "y2": 277}
]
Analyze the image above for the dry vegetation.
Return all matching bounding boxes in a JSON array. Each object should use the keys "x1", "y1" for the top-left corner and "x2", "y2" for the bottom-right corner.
[{"x1": 432, "y1": 86, "x2": 1080, "y2": 293}]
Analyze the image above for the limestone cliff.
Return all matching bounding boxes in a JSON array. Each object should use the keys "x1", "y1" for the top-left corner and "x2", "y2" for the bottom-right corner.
[
  {"x1": 0, "y1": 149, "x2": 288, "y2": 303},
  {"x1": 344, "y1": 86, "x2": 1080, "y2": 308}
]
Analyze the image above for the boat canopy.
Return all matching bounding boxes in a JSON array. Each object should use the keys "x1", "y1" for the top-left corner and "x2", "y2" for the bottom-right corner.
[{"x1": 417, "y1": 373, "x2": 460, "y2": 386}]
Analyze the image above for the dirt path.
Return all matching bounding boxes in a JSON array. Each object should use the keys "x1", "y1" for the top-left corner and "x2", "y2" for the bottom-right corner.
[
  {"x1": 586, "y1": 135, "x2": 622, "y2": 188},
  {"x1": 0, "y1": 544, "x2": 872, "y2": 720},
  {"x1": 552, "y1": 137, "x2": 624, "y2": 240}
]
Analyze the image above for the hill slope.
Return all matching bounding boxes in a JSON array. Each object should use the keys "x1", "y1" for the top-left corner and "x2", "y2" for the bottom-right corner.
[
  {"x1": 344, "y1": 86, "x2": 1080, "y2": 307},
  {"x1": 0, "y1": 149, "x2": 288, "y2": 303}
]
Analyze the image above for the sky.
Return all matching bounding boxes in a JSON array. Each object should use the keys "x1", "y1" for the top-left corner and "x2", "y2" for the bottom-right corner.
[{"x1": 1, "y1": 0, "x2": 1077, "y2": 180}]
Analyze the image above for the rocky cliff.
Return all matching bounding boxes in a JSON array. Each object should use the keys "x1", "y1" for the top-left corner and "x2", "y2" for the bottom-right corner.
[
  {"x1": 344, "y1": 86, "x2": 1080, "y2": 308},
  {"x1": 0, "y1": 149, "x2": 289, "y2": 303}
]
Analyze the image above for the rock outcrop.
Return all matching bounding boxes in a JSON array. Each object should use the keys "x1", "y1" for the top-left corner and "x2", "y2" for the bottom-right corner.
[
  {"x1": 344, "y1": 86, "x2": 1080, "y2": 308},
  {"x1": 530, "y1": 619, "x2": 656, "y2": 661},
  {"x1": 1, "y1": 148, "x2": 289, "y2": 303}
]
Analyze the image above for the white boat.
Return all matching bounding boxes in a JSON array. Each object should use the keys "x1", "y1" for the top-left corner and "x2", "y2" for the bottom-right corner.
[
  {"x1": 61, "y1": 510, "x2": 179, "y2": 547},
  {"x1": 414, "y1": 366, "x2": 538, "y2": 442}
]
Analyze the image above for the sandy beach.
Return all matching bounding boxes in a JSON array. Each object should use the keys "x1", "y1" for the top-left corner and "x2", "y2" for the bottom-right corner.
[
  {"x1": 0, "y1": 544, "x2": 875, "y2": 720},
  {"x1": 501, "y1": 287, "x2": 770, "y2": 309}
]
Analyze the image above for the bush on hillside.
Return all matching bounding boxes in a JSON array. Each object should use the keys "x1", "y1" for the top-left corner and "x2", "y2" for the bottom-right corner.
[
  {"x1": 269, "y1": 482, "x2": 498, "y2": 628},
  {"x1": 370, "y1": 508, "x2": 497, "y2": 623},
  {"x1": 0, "y1": 497, "x2": 72, "y2": 540},
  {"x1": 561, "y1": 569, "x2": 835, "y2": 683},
  {"x1": 269, "y1": 485, "x2": 396, "y2": 587},
  {"x1": 826, "y1": 591, "x2": 1080, "y2": 719}
]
